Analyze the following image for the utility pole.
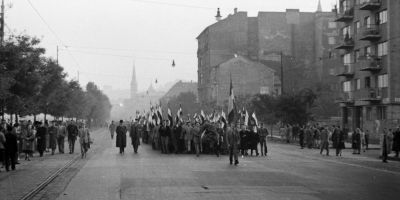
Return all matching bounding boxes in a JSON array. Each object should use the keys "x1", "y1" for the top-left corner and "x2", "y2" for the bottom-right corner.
[
  {"x1": 0, "y1": 0, "x2": 5, "y2": 120},
  {"x1": 0, "y1": 0, "x2": 4, "y2": 46},
  {"x1": 56, "y1": 45, "x2": 59, "y2": 65},
  {"x1": 280, "y1": 51, "x2": 284, "y2": 95}
]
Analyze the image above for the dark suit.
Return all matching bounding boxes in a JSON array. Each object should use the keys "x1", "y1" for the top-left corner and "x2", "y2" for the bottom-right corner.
[{"x1": 5, "y1": 132, "x2": 18, "y2": 171}]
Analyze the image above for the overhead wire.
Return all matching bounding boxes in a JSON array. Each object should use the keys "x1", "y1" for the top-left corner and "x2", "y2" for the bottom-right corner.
[{"x1": 25, "y1": 0, "x2": 81, "y2": 69}]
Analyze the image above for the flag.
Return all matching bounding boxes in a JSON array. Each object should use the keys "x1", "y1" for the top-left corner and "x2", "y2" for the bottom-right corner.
[
  {"x1": 177, "y1": 105, "x2": 183, "y2": 122},
  {"x1": 228, "y1": 74, "x2": 236, "y2": 124},
  {"x1": 221, "y1": 110, "x2": 227, "y2": 124},
  {"x1": 244, "y1": 110, "x2": 249, "y2": 126},
  {"x1": 157, "y1": 105, "x2": 163, "y2": 124},
  {"x1": 168, "y1": 108, "x2": 173, "y2": 126},
  {"x1": 200, "y1": 110, "x2": 206, "y2": 124},
  {"x1": 252, "y1": 112, "x2": 258, "y2": 127}
]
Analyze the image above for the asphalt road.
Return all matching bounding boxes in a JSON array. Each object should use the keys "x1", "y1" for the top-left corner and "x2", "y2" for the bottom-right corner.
[{"x1": 54, "y1": 130, "x2": 400, "y2": 200}]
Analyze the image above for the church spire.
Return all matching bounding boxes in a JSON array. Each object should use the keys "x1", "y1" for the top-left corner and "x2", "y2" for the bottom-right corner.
[
  {"x1": 317, "y1": 0, "x2": 322, "y2": 12},
  {"x1": 130, "y1": 61, "x2": 138, "y2": 99}
]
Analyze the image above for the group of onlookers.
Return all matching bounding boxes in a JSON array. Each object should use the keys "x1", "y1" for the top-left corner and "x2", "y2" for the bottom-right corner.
[{"x1": 0, "y1": 119, "x2": 91, "y2": 172}]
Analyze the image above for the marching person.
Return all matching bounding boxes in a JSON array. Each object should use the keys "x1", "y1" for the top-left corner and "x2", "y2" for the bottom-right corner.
[
  {"x1": 78, "y1": 123, "x2": 91, "y2": 159},
  {"x1": 320, "y1": 126, "x2": 329, "y2": 156},
  {"x1": 36, "y1": 122, "x2": 47, "y2": 157},
  {"x1": 183, "y1": 121, "x2": 193, "y2": 154},
  {"x1": 259, "y1": 123, "x2": 269, "y2": 156},
  {"x1": 116, "y1": 120, "x2": 127, "y2": 154},
  {"x1": 192, "y1": 122, "x2": 201, "y2": 157},
  {"x1": 22, "y1": 124, "x2": 35, "y2": 161},
  {"x1": 48, "y1": 121, "x2": 58, "y2": 155},
  {"x1": 0, "y1": 127, "x2": 6, "y2": 172},
  {"x1": 57, "y1": 122, "x2": 67, "y2": 154},
  {"x1": 227, "y1": 122, "x2": 240, "y2": 166},
  {"x1": 109, "y1": 121, "x2": 116, "y2": 140},
  {"x1": 4, "y1": 125, "x2": 18, "y2": 171},
  {"x1": 67, "y1": 121, "x2": 79, "y2": 154},
  {"x1": 129, "y1": 121, "x2": 141, "y2": 154},
  {"x1": 381, "y1": 128, "x2": 389, "y2": 163}
]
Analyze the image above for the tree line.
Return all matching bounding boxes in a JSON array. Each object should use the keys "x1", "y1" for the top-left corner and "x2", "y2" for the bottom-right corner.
[{"x1": 0, "y1": 34, "x2": 111, "y2": 125}]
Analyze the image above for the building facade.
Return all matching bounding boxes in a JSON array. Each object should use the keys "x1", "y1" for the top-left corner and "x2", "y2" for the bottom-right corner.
[
  {"x1": 335, "y1": 0, "x2": 400, "y2": 139},
  {"x1": 197, "y1": 6, "x2": 341, "y2": 112}
]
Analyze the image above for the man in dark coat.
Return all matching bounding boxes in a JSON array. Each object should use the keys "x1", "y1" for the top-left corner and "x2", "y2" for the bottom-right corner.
[
  {"x1": 393, "y1": 127, "x2": 400, "y2": 158},
  {"x1": 129, "y1": 121, "x2": 140, "y2": 154},
  {"x1": 4, "y1": 126, "x2": 18, "y2": 171},
  {"x1": 36, "y1": 122, "x2": 47, "y2": 157},
  {"x1": 227, "y1": 123, "x2": 240, "y2": 165},
  {"x1": 116, "y1": 120, "x2": 127, "y2": 154},
  {"x1": 258, "y1": 123, "x2": 269, "y2": 156},
  {"x1": 299, "y1": 126, "x2": 305, "y2": 149},
  {"x1": 67, "y1": 121, "x2": 79, "y2": 154}
]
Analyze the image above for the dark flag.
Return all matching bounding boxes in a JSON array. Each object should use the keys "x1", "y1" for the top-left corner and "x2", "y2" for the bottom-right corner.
[{"x1": 228, "y1": 75, "x2": 236, "y2": 124}]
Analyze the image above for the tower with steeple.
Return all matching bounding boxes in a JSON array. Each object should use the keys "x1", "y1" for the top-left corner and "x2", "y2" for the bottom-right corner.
[
  {"x1": 130, "y1": 62, "x2": 138, "y2": 99},
  {"x1": 316, "y1": 0, "x2": 322, "y2": 12}
]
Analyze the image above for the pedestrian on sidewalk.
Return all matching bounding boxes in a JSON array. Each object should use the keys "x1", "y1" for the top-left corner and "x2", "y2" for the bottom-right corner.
[
  {"x1": 36, "y1": 122, "x2": 47, "y2": 157},
  {"x1": 381, "y1": 128, "x2": 389, "y2": 163},
  {"x1": 4, "y1": 125, "x2": 17, "y2": 171},
  {"x1": 393, "y1": 126, "x2": 400, "y2": 158},
  {"x1": 116, "y1": 120, "x2": 127, "y2": 154},
  {"x1": 299, "y1": 125, "x2": 305, "y2": 149},
  {"x1": 78, "y1": 123, "x2": 91, "y2": 159},
  {"x1": 320, "y1": 126, "x2": 329, "y2": 156},
  {"x1": 352, "y1": 128, "x2": 361, "y2": 154},
  {"x1": 129, "y1": 121, "x2": 140, "y2": 154},
  {"x1": 48, "y1": 121, "x2": 58, "y2": 155},
  {"x1": 67, "y1": 121, "x2": 78, "y2": 154},
  {"x1": 360, "y1": 129, "x2": 367, "y2": 153},
  {"x1": 57, "y1": 122, "x2": 67, "y2": 154},
  {"x1": 0, "y1": 128, "x2": 6, "y2": 172},
  {"x1": 387, "y1": 129, "x2": 394, "y2": 156},
  {"x1": 365, "y1": 129, "x2": 370, "y2": 150},
  {"x1": 22, "y1": 124, "x2": 35, "y2": 161},
  {"x1": 332, "y1": 125, "x2": 345, "y2": 156},
  {"x1": 109, "y1": 121, "x2": 116, "y2": 140}
]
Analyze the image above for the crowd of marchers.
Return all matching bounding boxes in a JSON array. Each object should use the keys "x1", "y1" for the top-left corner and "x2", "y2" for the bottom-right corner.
[
  {"x1": 278, "y1": 123, "x2": 400, "y2": 162},
  {"x1": 0, "y1": 119, "x2": 91, "y2": 172},
  {"x1": 109, "y1": 116, "x2": 270, "y2": 166}
]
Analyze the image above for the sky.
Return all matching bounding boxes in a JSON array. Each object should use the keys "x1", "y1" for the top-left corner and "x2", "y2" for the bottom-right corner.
[{"x1": 5, "y1": 0, "x2": 337, "y2": 91}]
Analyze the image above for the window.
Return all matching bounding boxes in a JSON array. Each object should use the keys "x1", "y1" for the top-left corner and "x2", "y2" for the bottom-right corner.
[
  {"x1": 328, "y1": 37, "x2": 336, "y2": 45},
  {"x1": 366, "y1": 107, "x2": 372, "y2": 121},
  {"x1": 328, "y1": 22, "x2": 337, "y2": 29},
  {"x1": 343, "y1": 53, "x2": 351, "y2": 64},
  {"x1": 378, "y1": 10, "x2": 388, "y2": 24},
  {"x1": 378, "y1": 74, "x2": 388, "y2": 88},
  {"x1": 354, "y1": 21, "x2": 360, "y2": 35},
  {"x1": 329, "y1": 68, "x2": 335, "y2": 75},
  {"x1": 377, "y1": 106, "x2": 387, "y2": 120},
  {"x1": 355, "y1": 79, "x2": 361, "y2": 90},
  {"x1": 342, "y1": 26, "x2": 351, "y2": 39},
  {"x1": 354, "y1": 50, "x2": 360, "y2": 62},
  {"x1": 378, "y1": 41, "x2": 388, "y2": 57},
  {"x1": 365, "y1": 77, "x2": 371, "y2": 88},
  {"x1": 343, "y1": 81, "x2": 352, "y2": 92},
  {"x1": 364, "y1": 16, "x2": 371, "y2": 28}
]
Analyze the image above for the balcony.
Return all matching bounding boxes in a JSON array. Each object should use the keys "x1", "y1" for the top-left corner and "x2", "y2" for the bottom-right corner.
[
  {"x1": 359, "y1": 56, "x2": 382, "y2": 72},
  {"x1": 336, "y1": 92, "x2": 355, "y2": 104},
  {"x1": 336, "y1": 64, "x2": 355, "y2": 77},
  {"x1": 360, "y1": 25, "x2": 381, "y2": 41},
  {"x1": 335, "y1": 37, "x2": 355, "y2": 50},
  {"x1": 359, "y1": 0, "x2": 381, "y2": 11},
  {"x1": 335, "y1": 7, "x2": 354, "y2": 22},
  {"x1": 358, "y1": 88, "x2": 388, "y2": 102}
]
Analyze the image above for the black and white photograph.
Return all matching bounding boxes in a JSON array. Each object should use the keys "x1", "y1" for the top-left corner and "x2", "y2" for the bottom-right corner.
[{"x1": 1, "y1": 0, "x2": 400, "y2": 199}]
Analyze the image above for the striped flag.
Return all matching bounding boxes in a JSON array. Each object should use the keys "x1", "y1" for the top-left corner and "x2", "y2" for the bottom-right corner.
[
  {"x1": 228, "y1": 74, "x2": 236, "y2": 124},
  {"x1": 168, "y1": 108, "x2": 173, "y2": 126}
]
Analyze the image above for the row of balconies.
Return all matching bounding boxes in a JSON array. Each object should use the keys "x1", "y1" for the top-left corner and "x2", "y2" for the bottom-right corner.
[
  {"x1": 335, "y1": 0, "x2": 381, "y2": 22},
  {"x1": 336, "y1": 25, "x2": 381, "y2": 50},
  {"x1": 336, "y1": 87, "x2": 388, "y2": 105},
  {"x1": 335, "y1": 57, "x2": 382, "y2": 77}
]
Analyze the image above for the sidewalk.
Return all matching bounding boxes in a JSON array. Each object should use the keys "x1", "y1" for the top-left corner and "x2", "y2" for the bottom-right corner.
[
  {"x1": 0, "y1": 128, "x2": 105, "y2": 200},
  {"x1": 267, "y1": 135, "x2": 400, "y2": 162}
]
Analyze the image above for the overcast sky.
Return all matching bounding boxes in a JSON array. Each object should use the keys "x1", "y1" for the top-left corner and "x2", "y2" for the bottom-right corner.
[{"x1": 5, "y1": 0, "x2": 336, "y2": 91}]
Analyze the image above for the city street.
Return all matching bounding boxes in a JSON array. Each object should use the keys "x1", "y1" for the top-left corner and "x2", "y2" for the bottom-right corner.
[{"x1": 39, "y1": 129, "x2": 400, "y2": 200}]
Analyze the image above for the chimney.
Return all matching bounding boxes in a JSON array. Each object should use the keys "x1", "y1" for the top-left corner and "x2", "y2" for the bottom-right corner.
[
  {"x1": 215, "y1": 8, "x2": 222, "y2": 21},
  {"x1": 234, "y1": 8, "x2": 238, "y2": 14}
]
